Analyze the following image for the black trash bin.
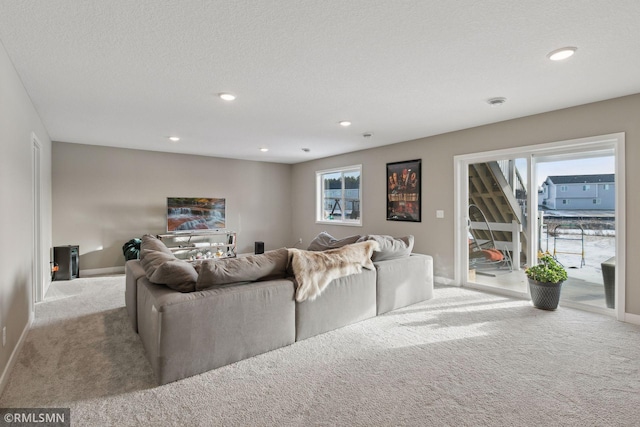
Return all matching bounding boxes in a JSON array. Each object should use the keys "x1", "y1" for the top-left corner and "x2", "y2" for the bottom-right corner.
[{"x1": 601, "y1": 256, "x2": 615, "y2": 309}]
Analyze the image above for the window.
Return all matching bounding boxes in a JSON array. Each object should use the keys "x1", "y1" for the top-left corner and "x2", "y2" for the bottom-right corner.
[
  {"x1": 560, "y1": 185, "x2": 568, "y2": 192},
  {"x1": 316, "y1": 165, "x2": 362, "y2": 225},
  {"x1": 583, "y1": 185, "x2": 591, "y2": 191},
  {"x1": 562, "y1": 199, "x2": 570, "y2": 205},
  {"x1": 603, "y1": 184, "x2": 610, "y2": 190},
  {"x1": 593, "y1": 198, "x2": 602, "y2": 205}
]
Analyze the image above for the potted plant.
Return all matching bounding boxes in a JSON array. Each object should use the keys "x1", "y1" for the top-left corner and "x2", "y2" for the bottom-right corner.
[{"x1": 525, "y1": 254, "x2": 568, "y2": 310}]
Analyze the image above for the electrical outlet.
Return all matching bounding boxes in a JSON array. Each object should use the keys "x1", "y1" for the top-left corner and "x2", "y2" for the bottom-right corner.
[
  {"x1": 298, "y1": 238, "x2": 303, "y2": 245},
  {"x1": 2, "y1": 326, "x2": 6, "y2": 347}
]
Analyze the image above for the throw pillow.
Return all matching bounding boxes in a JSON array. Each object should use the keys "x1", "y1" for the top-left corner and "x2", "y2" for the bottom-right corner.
[
  {"x1": 148, "y1": 260, "x2": 198, "y2": 292},
  {"x1": 196, "y1": 248, "x2": 290, "y2": 290},
  {"x1": 307, "y1": 231, "x2": 361, "y2": 251},
  {"x1": 140, "y1": 234, "x2": 174, "y2": 256},
  {"x1": 482, "y1": 248, "x2": 504, "y2": 261},
  {"x1": 357, "y1": 235, "x2": 414, "y2": 261},
  {"x1": 139, "y1": 235, "x2": 177, "y2": 278}
]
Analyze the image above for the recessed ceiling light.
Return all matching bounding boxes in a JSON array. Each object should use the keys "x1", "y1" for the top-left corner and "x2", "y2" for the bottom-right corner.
[
  {"x1": 259, "y1": 147, "x2": 269, "y2": 152},
  {"x1": 487, "y1": 97, "x2": 507, "y2": 107},
  {"x1": 547, "y1": 47, "x2": 577, "y2": 61},
  {"x1": 168, "y1": 136, "x2": 180, "y2": 142},
  {"x1": 218, "y1": 93, "x2": 236, "y2": 101},
  {"x1": 339, "y1": 121, "x2": 352, "y2": 127}
]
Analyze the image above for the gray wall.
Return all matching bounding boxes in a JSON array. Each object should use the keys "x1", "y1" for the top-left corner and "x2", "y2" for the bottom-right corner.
[
  {"x1": 52, "y1": 143, "x2": 292, "y2": 271},
  {"x1": 291, "y1": 93, "x2": 640, "y2": 315},
  {"x1": 0, "y1": 42, "x2": 52, "y2": 382},
  {"x1": 49, "y1": 94, "x2": 640, "y2": 314}
]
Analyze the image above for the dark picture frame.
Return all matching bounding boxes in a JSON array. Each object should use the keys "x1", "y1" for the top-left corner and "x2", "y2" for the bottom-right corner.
[{"x1": 386, "y1": 159, "x2": 421, "y2": 222}]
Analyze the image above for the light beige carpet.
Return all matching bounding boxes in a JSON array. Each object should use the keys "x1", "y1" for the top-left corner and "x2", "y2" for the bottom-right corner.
[{"x1": 1, "y1": 276, "x2": 639, "y2": 426}]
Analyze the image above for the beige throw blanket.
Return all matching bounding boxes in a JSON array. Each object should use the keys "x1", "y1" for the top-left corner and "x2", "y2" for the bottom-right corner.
[{"x1": 288, "y1": 240, "x2": 380, "y2": 302}]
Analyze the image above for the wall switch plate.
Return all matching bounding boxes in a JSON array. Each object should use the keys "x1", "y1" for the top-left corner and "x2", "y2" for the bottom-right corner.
[{"x1": 436, "y1": 210, "x2": 445, "y2": 219}]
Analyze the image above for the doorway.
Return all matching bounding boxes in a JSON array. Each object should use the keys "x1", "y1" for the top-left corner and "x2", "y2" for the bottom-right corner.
[
  {"x1": 467, "y1": 157, "x2": 528, "y2": 296},
  {"x1": 536, "y1": 155, "x2": 616, "y2": 310},
  {"x1": 454, "y1": 133, "x2": 626, "y2": 319},
  {"x1": 32, "y1": 134, "x2": 43, "y2": 308}
]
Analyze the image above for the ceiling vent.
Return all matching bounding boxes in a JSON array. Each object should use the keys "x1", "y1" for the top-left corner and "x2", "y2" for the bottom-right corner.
[{"x1": 487, "y1": 97, "x2": 507, "y2": 107}]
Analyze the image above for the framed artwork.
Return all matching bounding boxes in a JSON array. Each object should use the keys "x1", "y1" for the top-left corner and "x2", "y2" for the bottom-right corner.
[{"x1": 386, "y1": 159, "x2": 421, "y2": 222}]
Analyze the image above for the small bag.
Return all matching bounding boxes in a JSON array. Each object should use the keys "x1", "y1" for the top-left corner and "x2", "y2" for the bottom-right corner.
[{"x1": 122, "y1": 238, "x2": 142, "y2": 261}]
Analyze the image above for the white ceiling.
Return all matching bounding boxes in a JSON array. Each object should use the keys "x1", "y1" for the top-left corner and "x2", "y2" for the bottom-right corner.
[{"x1": 1, "y1": 1, "x2": 640, "y2": 164}]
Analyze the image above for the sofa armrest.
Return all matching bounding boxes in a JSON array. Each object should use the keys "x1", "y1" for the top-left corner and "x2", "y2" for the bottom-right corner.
[
  {"x1": 374, "y1": 253, "x2": 433, "y2": 315},
  {"x1": 125, "y1": 259, "x2": 147, "y2": 333}
]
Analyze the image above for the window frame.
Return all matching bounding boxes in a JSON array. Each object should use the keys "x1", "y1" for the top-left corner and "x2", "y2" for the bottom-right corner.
[{"x1": 316, "y1": 164, "x2": 362, "y2": 226}]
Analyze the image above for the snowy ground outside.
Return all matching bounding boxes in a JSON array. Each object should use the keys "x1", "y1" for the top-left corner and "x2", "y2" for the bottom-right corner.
[
  {"x1": 540, "y1": 211, "x2": 615, "y2": 309},
  {"x1": 473, "y1": 209, "x2": 617, "y2": 310}
]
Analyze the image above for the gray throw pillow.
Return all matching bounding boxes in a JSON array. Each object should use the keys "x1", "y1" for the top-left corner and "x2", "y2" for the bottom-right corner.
[
  {"x1": 139, "y1": 248, "x2": 175, "y2": 277},
  {"x1": 307, "y1": 231, "x2": 361, "y2": 251},
  {"x1": 140, "y1": 234, "x2": 174, "y2": 256},
  {"x1": 148, "y1": 260, "x2": 197, "y2": 292},
  {"x1": 139, "y1": 235, "x2": 177, "y2": 279},
  {"x1": 357, "y1": 235, "x2": 414, "y2": 261},
  {"x1": 196, "y1": 248, "x2": 290, "y2": 290}
]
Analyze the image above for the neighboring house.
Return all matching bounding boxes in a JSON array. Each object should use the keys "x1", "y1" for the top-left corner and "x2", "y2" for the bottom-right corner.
[{"x1": 540, "y1": 174, "x2": 615, "y2": 210}]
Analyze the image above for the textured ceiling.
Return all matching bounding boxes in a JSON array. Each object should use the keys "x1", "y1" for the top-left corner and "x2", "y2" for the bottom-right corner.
[{"x1": 1, "y1": 1, "x2": 640, "y2": 163}]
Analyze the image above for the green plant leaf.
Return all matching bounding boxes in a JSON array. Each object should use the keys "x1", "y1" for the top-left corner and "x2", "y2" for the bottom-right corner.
[{"x1": 525, "y1": 254, "x2": 568, "y2": 284}]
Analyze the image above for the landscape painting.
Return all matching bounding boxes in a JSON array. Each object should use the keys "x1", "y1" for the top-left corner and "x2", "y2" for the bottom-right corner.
[{"x1": 167, "y1": 197, "x2": 226, "y2": 231}]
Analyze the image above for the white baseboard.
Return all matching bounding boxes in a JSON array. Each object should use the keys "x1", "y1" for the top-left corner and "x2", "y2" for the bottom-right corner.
[
  {"x1": 434, "y1": 276, "x2": 457, "y2": 286},
  {"x1": 0, "y1": 317, "x2": 32, "y2": 398},
  {"x1": 624, "y1": 312, "x2": 640, "y2": 325},
  {"x1": 80, "y1": 266, "x2": 125, "y2": 277}
]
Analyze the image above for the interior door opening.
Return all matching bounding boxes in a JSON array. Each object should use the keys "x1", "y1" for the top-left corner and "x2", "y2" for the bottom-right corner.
[{"x1": 32, "y1": 135, "x2": 43, "y2": 308}]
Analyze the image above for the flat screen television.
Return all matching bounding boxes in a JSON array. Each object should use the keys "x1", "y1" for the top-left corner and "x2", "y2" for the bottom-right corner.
[{"x1": 167, "y1": 197, "x2": 226, "y2": 232}]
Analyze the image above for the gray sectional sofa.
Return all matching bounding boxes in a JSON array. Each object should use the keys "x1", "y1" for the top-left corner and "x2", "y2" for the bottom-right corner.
[{"x1": 125, "y1": 234, "x2": 433, "y2": 385}]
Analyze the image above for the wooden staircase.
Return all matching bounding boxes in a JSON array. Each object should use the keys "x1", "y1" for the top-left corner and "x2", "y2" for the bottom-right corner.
[{"x1": 468, "y1": 161, "x2": 527, "y2": 264}]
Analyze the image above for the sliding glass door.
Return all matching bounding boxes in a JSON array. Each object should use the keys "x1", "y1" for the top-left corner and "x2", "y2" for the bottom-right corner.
[
  {"x1": 455, "y1": 134, "x2": 625, "y2": 317},
  {"x1": 467, "y1": 158, "x2": 528, "y2": 294},
  {"x1": 535, "y1": 155, "x2": 616, "y2": 310}
]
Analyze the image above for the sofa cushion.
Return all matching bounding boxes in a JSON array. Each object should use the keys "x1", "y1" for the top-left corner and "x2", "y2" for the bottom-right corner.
[
  {"x1": 148, "y1": 259, "x2": 197, "y2": 292},
  {"x1": 139, "y1": 235, "x2": 177, "y2": 277},
  {"x1": 295, "y1": 267, "x2": 376, "y2": 341},
  {"x1": 375, "y1": 254, "x2": 433, "y2": 315},
  {"x1": 196, "y1": 248, "x2": 289, "y2": 290},
  {"x1": 357, "y1": 234, "x2": 414, "y2": 261},
  {"x1": 139, "y1": 234, "x2": 197, "y2": 292},
  {"x1": 307, "y1": 231, "x2": 361, "y2": 251}
]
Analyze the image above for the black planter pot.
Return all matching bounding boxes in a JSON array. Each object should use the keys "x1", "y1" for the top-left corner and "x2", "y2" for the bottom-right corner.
[{"x1": 528, "y1": 279, "x2": 563, "y2": 310}]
